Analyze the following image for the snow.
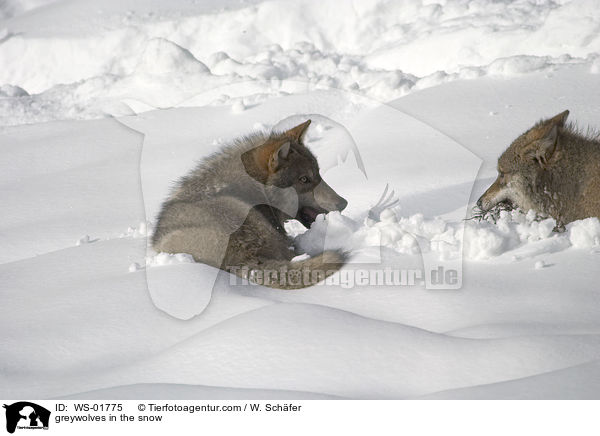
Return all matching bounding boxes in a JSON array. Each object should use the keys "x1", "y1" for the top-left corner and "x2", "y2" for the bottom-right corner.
[
  {"x1": 534, "y1": 260, "x2": 546, "y2": 270},
  {"x1": 145, "y1": 252, "x2": 195, "y2": 268},
  {"x1": 2, "y1": 0, "x2": 600, "y2": 125},
  {"x1": 2, "y1": 0, "x2": 600, "y2": 400},
  {"x1": 294, "y1": 205, "x2": 595, "y2": 264},
  {"x1": 569, "y1": 218, "x2": 600, "y2": 250}
]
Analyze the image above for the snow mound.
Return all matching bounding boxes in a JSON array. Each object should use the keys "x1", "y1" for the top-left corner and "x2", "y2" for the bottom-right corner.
[
  {"x1": 145, "y1": 252, "x2": 195, "y2": 268},
  {"x1": 591, "y1": 57, "x2": 600, "y2": 74},
  {"x1": 462, "y1": 210, "x2": 558, "y2": 261},
  {"x1": 136, "y1": 38, "x2": 210, "y2": 75},
  {"x1": 569, "y1": 218, "x2": 600, "y2": 249},
  {"x1": 0, "y1": 0, "x2": 59, "y2": 20},
  {"x1": 59, "y1": 383, "x2": 338, "y2": 400},
  {"x1": 0, "y1": 84, "x2": 28, "y2": 97},
  {"x1": 2, "y1": 0, "x2": 600, "y2": 125},
  {"x1": 487, "y1": 55, "x2": 560, "y2": 76},
  {"x1": 295, "y1": 208, "x2": 599, "y2": 263}
]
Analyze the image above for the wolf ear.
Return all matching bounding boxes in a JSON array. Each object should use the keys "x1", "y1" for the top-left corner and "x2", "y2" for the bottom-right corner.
[
  {"x1": 244, "y1": 140, "x2": 291, "y2": 177},
  {"x1": 284, "y1": 119, "x2": 311, "y2": 142},
  {"x1": 548, "y1": 110, "x2": 570, "y2": 127},
  {"x1": 267, "y1": 141, "x2": 291, "y2": 172},
  {"x1": 521, "y1": 111, "x2": 568, "y2": 168},
  {"x1": 528, "y1": 110, "x2": 569, "y2": 141}
]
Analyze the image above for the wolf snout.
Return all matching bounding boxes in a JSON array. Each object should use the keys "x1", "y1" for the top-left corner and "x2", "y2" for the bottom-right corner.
[
  {"x1": 476, "y1": 186, "x2": 498, "y2": 211},
  {"x1": 314, "y1": 180, "x2": 347, "y2": 212},
  {"x1": 476, "y1": 195, "x2": 494, "y2": 211},
  {"x1": 336, "y1": 197, "x2": 348, "y2": 211},
  {"x1": 314, "y1": 195, "x2": 347, "y2": 213},
  {"x1": 321, "y1": 192, "x2": 347, "y2": 212}
]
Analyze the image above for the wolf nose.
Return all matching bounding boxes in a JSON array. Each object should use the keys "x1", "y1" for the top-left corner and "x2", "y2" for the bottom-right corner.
[
  {"x1": 337, "y1": 197, "x2": 348, "y2": 211},
  {"x1": 476, "y1": 197, "x2": 489, "y2": 211}
]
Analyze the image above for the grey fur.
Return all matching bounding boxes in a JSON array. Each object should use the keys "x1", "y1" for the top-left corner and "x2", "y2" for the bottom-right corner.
[
  {"x1": 152, "y1": 120, "x2": 348, "y2": 289},
  {"x1": 477, "y1": 110, "x2": 600, "y2": 226}
]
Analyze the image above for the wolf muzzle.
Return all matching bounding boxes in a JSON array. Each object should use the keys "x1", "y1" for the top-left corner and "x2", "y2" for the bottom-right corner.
[
  {"x1": 296, "y1": 180, "x2": 347, "y2": 227},
  {"x1": 314, "y1": 180, "x2": 348, "y2": 212}
]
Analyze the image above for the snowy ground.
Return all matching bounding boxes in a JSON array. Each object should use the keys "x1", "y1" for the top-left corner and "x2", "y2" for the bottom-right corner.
[{"x1": 2, "y1": 0, "x2": 600, "y2": 399}]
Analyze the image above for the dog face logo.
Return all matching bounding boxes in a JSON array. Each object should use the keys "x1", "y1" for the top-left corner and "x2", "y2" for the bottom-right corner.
[{"x1": 3, "y1": 402, "x2": 50, "y2": 434}]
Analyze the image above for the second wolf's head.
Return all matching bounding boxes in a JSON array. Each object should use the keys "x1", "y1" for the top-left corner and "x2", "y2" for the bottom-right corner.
[
  {"x1": 477, "y1": 110, "x2": 571, "y2": 219},
  {"x1": 241, "y1": 120, "x2": 348, "y2": 227}
]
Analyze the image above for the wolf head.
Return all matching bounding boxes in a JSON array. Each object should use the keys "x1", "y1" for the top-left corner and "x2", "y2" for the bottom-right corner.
[
  {"x1": 477, "y1": 110, "x2": 570, "y2": 215},
  {"x1": 241, "y1": 120, "x2": 347, "y2": 227}
]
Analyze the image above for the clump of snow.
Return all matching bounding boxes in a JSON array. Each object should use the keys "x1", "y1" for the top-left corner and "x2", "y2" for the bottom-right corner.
[
  {"x1": 295, "y1": 207, "x2": 599, "y2": 263},
  {"x1": 591, "y1": 57, "x2": 600, "y2": 74},
  {"x1": 291, "y1": 253, "x2": 311, "y2": 262},
  {"x1": 128, "y1": 262, "x2": 142, "y2": 272},
  {"x1": 0, "y1": 84, "x2": 28, "y2": 97},
  {"x1": 0, "y1": 0, "x2": 59, "y2": 20},
  {"x1": 568, "y1": 218, "x2": 600, "y2": 249},
  {"x1": 295, "y1": 210, "x2": 458, "y2": 260},
  {"x1": 145, "y1": 252, "x2": 195, "y2": 268},
  {"x1": 453, "y1": 210, "x2": 559, "y2": 261},
  {"x1": 487, "y1": 55, "x2": 557, "y2": 76},
  {"x1": 136, "y1": 38, "x2": 210, "y2": 75},
  {"x1": 231, "y1": 100, "x2": 246, "y2": 113},
  {"x1": 76, "y1": 235, "x2": 91, "y2": 246},
  {"x1": 293, "y1": 212, "x2": 355, "y2": 255},
  {"x1": 534, "y1": 260, "x2": 547, "y2": 269},
  {"x1": 120, "y1": 221, "x2": 153, "y2": 239},
  {"x1": 462, "y1": 223, "x2": 511, "y2": 260}
]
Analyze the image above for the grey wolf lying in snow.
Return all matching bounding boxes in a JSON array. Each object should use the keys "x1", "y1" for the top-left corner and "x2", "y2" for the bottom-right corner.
[{"x1": 153, "y1": 120, "x2": 395, "y2": 289}]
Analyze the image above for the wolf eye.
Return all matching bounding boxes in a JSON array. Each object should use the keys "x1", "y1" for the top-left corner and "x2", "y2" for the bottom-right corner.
[{"x1": 299, "y1": 176, "x2": 310, "y2": 184}]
